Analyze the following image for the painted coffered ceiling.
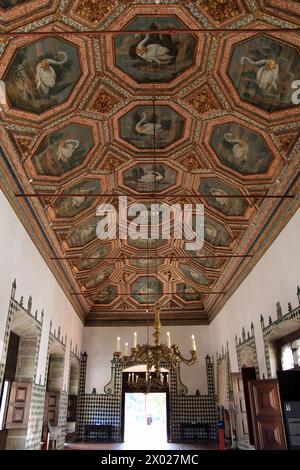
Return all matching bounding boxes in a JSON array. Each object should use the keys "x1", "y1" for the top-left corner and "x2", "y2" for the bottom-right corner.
[{"x1": 0, "y1": 0, "x2": 299, "y2": 326}]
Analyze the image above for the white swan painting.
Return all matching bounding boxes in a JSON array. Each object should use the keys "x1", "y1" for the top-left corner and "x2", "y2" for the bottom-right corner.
[
  {"x1": 53, "y1": 180, "x2": 101, "y2": 218},
  {"x1": 223, "y1": 133, "x2": 249, "y2": 164},
  {"x1": 121, "y1": 105, "x2": 184, "y2": 149},
  {"x1": 115, "y1": 16, "x2": 196, "y2": 83},
  {"x1": 56, "y1": 139, "x2": 80, "y2": 163},
  {"x1": 229, "y1": 35, "x2": 300, "y2": 112},
  {"x1": 33, "y1": 123, "x2": 94, "y2": 177},
  {"x1": 135, "y1": 33, "x2": 174, "y2": 65},
  {"x1": 5, "y1": 37, "x2": 81, "y2": 113},
  {"x1": 211, "y1": 123, "x2": 273, "y2": 175},
  {"x1": 200, "y1": 178, "x2": 247, "y2": 216},
  {"x1": 240, "y1": 57, "x2": 279, "y2": 94},
  {"x1": 124, "y1": 163, "x2": 176, "y2": 193},
  {"x1": 36, "y1": 51, "x2": 68, "y2": 96},
  {"x1": 132, "y1": 277, "x2": 162, "y2": 304},
  {"x1": 135, "y1": 112, "x2": 163, "y2": 136}
]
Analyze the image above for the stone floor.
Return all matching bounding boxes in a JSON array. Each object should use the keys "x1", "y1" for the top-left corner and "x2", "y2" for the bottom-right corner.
[{"x1": 64, "y1": 441, "x2": 226, "y2": 450}]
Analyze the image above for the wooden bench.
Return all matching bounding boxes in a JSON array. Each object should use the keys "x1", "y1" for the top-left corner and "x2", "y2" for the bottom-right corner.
[
  {"x1": 84, "y1": 424, "x2": 115, "y2": 442},
  {"x1": 180, "y1": 422, "x2": 210, "y2": 441}
]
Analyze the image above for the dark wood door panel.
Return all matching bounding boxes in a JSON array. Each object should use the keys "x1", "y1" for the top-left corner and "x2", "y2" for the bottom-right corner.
[{"x1": 249, "y1": 379, "x2": 287, "y2": 450}]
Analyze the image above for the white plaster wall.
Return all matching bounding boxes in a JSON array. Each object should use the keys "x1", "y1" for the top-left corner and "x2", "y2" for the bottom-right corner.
[
  {"x1": 83, "y1": 325, "x2": 211, "y2": 395},
  {"x1": 208, "y1": 208, "x2": 300, "y2": 379},
  {"x1": 0, "y1": 190, "x2": 84, "y2": 390}
]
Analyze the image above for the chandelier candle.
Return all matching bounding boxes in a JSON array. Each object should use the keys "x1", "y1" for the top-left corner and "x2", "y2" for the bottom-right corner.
[
  {"x1": 124, "y1": 342, "x2": 129, "y2": 356},
  {"x1": 191, "y1": 335, "x2": 196, "y2": 352},
  {"x1": 133, "y1": 332, "x2": 137, "y2": 348},
  {"x1": 116, "y1": 336, "x2": 121, "y2": 352},
  {"x1": 167, "y1": 331, "x2": 171, "y2": 349}
]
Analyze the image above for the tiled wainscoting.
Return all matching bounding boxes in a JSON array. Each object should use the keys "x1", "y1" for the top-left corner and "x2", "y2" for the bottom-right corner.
[{"x1": 76, "y1": 355, "x2": 217, "y2": 443}]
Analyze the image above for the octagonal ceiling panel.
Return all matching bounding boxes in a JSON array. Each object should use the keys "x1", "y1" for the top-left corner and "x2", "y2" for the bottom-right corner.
[
  {"x1": 4, "y1": 37, "x2": 82, "y2": 114},
  {"x1": 32, "y1": 123, "x2": 94, "y2": 177},
  {"x1": 127, "y1": 237, "x2": 168, "y2": 250},
  {"x1": 199, "y1": 177, "x2": 249, "y2": 217},
  {"x1": 210, "y1": 122, "x2": 274, "y2": 175},
  {"x1": 115, "y1": 16, "x2": 197, "y2": 84},
  {"x1": 91, "y1": 286, "x2": 118, "y2": 305},
  {"x1": 179, "y1": 263, "x2": 210, "y2": 286},
  {"x1": 176, "y1": 283, "x2": 203, "y2": 302},
  {"x1": 72, "y1": 244, "x2": 112, "y2": 272},
  {"x1": 129, "y1": 258, "x2": 164, "y2": 269},
  {"x1": 123, "y1": 163, "x2": 177, "y2": 193},
  {"x1": 184, "y1": 244, "x2": 221, "y2": 270},
  {"x1": 82, "y1": 264, "x2": 114, "y2": 290},
  {"x1": 203, "y1": 216, "x2": 232, "y2": 247},
  {"x1": 119, "y1": 104, "x2": 185, "y2": 150},
  {"x1": 65, "y1": 216, "x2": 100, "y2": 249},
  {"x1": 228, "y1": 35, "x2": 300, "y2": 112},
  {"x1": 131, "y1": 276, "x2": 163, "y2": 304},
  {"x1": 52, "y1": 179, "x2": 101, "y2": 219}
]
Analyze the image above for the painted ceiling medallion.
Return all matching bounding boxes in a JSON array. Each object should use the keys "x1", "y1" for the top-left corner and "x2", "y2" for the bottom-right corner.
[
  {"x1": 200, "y1": 177, "x2": 248, "y2": 217},
  {"x1": 4, "y1": 37, "x2": 81, "y2": 114},
  {"x1": 131, "y1": 276, "x2": 163, "y2": 304},
  {"x1": 115, "y1": 16, "x2": 197, "y2": 84},
  {"x1": 33, "y1": 124, "x2": 94, "y2": 176},
  {"x1": 82, "y1": 264, "x2": 114, "y2": 289},
  {"x1": 179, "y1": 263, "x2": 210, "y2": 286},
  {"x1": 91, "y1": 286, "x2": 118, "y2": 305},
  {"x1": 123, "y1": 163, "x2": 177, "y2": 193},
  {"x1": 66, "y1": 216, "x2": 101, "y2": 248},
  {"x1": 176, "y1": 283, "x2": 203, "y2": 302},
  {"x1": 119, "y1": 105, "x2": 185, "y2": 149},
  {"x1": 53, "y1": 179, "x2": 101, "y2": 218},
  {"x1": 210, "y1": 122, "x2": 274, "y2": 175},
  {"x1": 197, "y1": 0, "x2": 241, "y2": 24},
  {"x1": 229, "y1": 35, "x2": 300, "y2": 112},
  {"x1": 73, "y1": 244, "x2": 111, "y2": 272}
]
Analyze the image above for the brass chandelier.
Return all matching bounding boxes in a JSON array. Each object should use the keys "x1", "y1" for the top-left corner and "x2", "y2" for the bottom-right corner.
[{"x1": 114, "y1": 304, "x2": 197, "y2": 391}]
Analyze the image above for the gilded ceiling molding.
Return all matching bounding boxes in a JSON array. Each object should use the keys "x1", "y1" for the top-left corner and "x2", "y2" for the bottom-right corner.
[
  {"x1": 197, "y1": 0, "x2": 241, "y2": 24},
  {"x1": 75, "y1": 0, "x2": 118, "y2": 24},
  {"x1": 186, "y1": 85, "x2": 219, "y2": 115},
  {"x1": 101, "y1": 155, "x2": 123, "y2": 172},
  {"x1": 180, "y1": 155, "x2": 202, "y2": 172},
  {"x1": 91, "y1": 90, "x2": 120, "y2": 115},
  {"x1": 74, "y1": 0, "x2": 132, "y2": 25}
]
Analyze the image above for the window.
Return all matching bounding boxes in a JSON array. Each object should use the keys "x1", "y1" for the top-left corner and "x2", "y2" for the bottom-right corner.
[{"x1": 281, "y1": 339, "x2": 300, "y2": 371}]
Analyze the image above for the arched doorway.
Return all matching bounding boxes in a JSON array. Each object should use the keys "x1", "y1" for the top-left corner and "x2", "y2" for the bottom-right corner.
[
  {"x1": 121, "y1": 365, "x2": 170, "y2": 448},
  {"x1": 0, "y1": 307, "x2": 39, "y2": 449},
  {"x1": 66, "y1": 355, "x2": 80, "y2": 442},
  {"x1": 41, "y1": 337, "x2": 65, "y2": 449}
]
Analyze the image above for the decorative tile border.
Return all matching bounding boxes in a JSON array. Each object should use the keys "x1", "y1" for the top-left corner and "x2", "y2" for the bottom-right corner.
[
  {"x1": 216, "y1": 343, "x2": 232, "y2": 404},
  {"x1": 261, "y1": 289, "x2": 300, "y2": 378},
  {"x1": 235, "y1": 323, "x2": 259, "y2": 378}
]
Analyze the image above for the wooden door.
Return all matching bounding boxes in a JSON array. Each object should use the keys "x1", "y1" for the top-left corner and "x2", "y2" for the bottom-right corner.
[
  {"x1": 232, "y1": 373, "x2": 249, "y2": 442},
  {"x1": 42, "y1": 391, "x2": 60, "y2": 442},
  {"x1": 248, "y1": 379, "x2": 287, "y2": 450},
  {"x1": 5, "y1": 382, "x2": 32, "y2": 430},
  {"x1": 43, "y1": 391, "x2": 60, "y2": 426}
]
